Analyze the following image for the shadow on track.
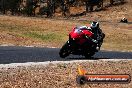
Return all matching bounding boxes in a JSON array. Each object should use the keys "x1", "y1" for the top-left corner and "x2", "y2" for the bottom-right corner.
[
  {"x1": 0, "y1": 46, "x2": 131, "y2": 64},
  {"x1": 66, "y1": 50, "x2": 132, "y2": 60}
]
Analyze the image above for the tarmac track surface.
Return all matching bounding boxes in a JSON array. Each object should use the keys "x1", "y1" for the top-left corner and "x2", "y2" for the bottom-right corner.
[{"x1": 0, "y1": 46, "x2": 132, "y2": 64}]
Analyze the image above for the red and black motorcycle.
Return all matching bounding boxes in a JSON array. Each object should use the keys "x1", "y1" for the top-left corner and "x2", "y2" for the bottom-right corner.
[{"x1": 59, "y1": 26, "x2": 101, "y2": 58}]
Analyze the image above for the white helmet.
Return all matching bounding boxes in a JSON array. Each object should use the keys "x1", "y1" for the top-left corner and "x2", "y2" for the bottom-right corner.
[{"x1": 90, "y1": 21, "x2": 99, "y2": 29}]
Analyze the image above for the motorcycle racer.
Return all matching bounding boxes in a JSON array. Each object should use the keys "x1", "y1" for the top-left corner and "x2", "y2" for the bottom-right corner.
[
  {"x1": 90, "y1": 21, "x2": 105, "y2": 50},
  {"x1": 74, "y1": 21, "x2": 105, "y2": 51},
  {"x1": 59, "y1": 21, "x2": 105, "y2": 58}
]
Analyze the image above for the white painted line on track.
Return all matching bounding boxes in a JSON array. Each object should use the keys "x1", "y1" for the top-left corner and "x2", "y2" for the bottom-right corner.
[
  {"x1": 0, "y1": 59, "x2": 130, "y2": 68},
  {"x1": 0, "y1": 44, "x2": 58, "y2": 48}
]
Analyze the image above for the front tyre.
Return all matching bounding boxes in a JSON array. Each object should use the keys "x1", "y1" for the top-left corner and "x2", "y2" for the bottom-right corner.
[{"x1": 59, "y1": 41, "x2": 70, "y2": 58}]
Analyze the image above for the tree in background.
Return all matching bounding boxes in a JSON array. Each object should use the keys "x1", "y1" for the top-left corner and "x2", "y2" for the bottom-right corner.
[{"x1": 0, "y1": 0, "x2": 21, "y2": 15}]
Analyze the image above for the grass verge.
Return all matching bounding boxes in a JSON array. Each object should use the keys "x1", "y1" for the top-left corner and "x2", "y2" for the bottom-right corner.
[{"x1": 0, "y1": 15, "x2": 132, "y2": 51}]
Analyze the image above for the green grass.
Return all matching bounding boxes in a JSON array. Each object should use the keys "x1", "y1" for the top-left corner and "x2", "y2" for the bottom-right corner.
[{"x1": 23, "y1": 32, "x2": 67, "y2": 42}]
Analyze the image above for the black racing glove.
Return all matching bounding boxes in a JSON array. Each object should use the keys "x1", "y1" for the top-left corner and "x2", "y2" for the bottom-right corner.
[{"x1": 85, "y1": 35, "x2": 98, "y2": 43}]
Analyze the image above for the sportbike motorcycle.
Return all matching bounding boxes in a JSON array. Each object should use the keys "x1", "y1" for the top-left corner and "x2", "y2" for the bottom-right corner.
[{"x1": 59, "y1": 26, "x2": 104, "y2": 58}]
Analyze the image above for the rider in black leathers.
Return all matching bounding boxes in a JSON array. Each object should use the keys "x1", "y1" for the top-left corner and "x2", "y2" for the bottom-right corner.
[
  {"x1": 74, "y1": 21, "x2": 105, "y2": 51},
  {"x1": 90, "y1": 21, "x2": 105, "y2": 51}
]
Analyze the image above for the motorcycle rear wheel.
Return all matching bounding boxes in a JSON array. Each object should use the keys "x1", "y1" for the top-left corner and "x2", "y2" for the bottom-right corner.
[{"x1": 84, "y1": 51, "x2": 95, "y2": 58}]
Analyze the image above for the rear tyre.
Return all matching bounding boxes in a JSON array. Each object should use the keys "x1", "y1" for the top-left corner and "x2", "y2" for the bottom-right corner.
[
  {"x1": 59, "y1": 41, "x2": 70, "y2": 58},
  {"x1": 84, "y1": 51, "x2": 95, "y2": 58},
  {"x1": 102, "y1": 33, "x2": 105, "y2": 39}
]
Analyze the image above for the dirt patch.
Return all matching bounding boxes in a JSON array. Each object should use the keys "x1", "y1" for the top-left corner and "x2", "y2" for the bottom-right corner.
[{"x1": 0, "y1": 60, "x2": 132, "y2": 88}]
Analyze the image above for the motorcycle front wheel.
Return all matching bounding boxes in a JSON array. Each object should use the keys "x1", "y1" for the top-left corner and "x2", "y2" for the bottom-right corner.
[{"x1": 59, "y1": 41, "x2": 70, "y2": 58}]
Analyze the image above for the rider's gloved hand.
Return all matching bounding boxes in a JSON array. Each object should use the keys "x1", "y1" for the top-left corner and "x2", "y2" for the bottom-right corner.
[{"x1": 85, "y1": 35, "x2": 98, "y2": 43}]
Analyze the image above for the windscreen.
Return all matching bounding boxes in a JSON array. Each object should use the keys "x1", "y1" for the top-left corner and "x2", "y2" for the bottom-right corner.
[{"x1": 74, "y1": 29, "x2": 82, "y2": 34}]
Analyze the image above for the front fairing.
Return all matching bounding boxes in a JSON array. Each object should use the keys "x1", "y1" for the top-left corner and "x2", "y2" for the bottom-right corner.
[
  {"x1": 69, "y1": 28, "x2": 93, "y2": 45},
  {"x1": 70, "y1": 31, "x2": 86, "y2": 44}
]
